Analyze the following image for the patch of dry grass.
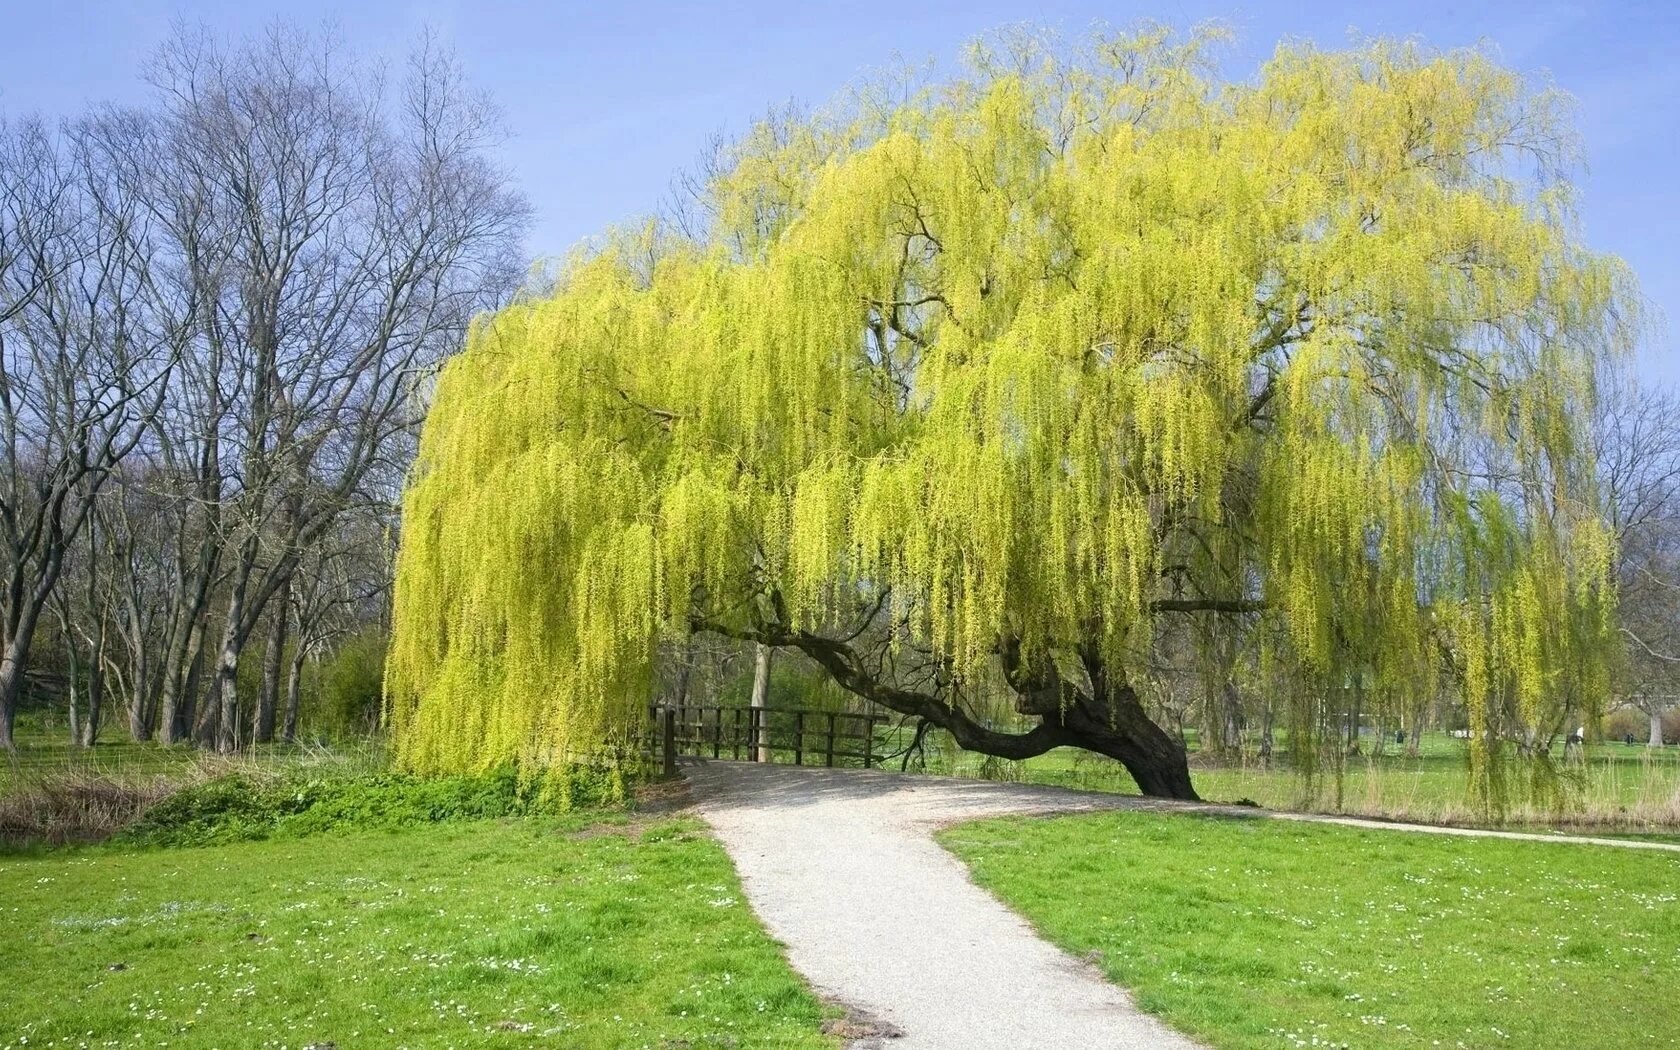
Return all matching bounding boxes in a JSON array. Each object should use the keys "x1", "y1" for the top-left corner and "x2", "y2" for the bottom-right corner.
[
  {"x1": 0, "y1": 739, "x2": 385, "y2": 848},
  {"x1": 0, "y1": 770, "x2": 180, "y2": 846}
]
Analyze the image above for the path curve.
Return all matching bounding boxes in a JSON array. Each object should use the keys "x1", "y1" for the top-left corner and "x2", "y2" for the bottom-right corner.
[
  {"x1": 687, "y1": 760, "x2": 1206, "y2": 1050},
  {"x1": 687, "y1": 759, "x2": 1680, "y2": 1050}
]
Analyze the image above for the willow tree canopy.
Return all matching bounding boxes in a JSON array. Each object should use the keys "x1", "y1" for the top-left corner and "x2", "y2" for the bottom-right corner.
[{"x1": 386, "y1": 27, "x2": 1635, "y2": 799}]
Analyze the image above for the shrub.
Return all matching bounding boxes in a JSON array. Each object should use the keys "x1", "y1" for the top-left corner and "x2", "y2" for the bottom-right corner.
[
  {"x1": 305, "y1": 630, "x2": 388, "y2": 739},
  {"x1": 113, "y1": 761, "x2": 634, "y2": 849}
]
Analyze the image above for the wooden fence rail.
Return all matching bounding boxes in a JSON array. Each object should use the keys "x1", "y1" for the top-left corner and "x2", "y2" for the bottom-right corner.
[{"x1": 648, "y1": 703, "x2": 884, "y2": 775}]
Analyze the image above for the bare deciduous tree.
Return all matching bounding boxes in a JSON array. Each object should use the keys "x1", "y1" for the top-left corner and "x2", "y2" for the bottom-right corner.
[
  {"x1": 0, "y1": 117, "x2": 177, "y2": 749},
  {"x1": 1598, "y1": 368, "x2": 1680, "y2": 745},
  {"x1": 3, "y1": 23, "x2": 527, "y2": 751}
]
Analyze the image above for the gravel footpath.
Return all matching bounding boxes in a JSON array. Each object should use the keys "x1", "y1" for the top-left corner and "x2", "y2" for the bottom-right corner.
[
  {"x1": 687, "y1": 759, "x2": 1680, "y2": 1050},
  {"x1": 687, "y1": 760, "x2": 1205, "y2": 1049}
]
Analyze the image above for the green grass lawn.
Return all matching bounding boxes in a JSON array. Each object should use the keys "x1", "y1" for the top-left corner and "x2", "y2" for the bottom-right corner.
[
  {"x1": 0, "y1": 815, "x2": 834, "y2": 1049},
  {"x1": 940, "y1": 811, "x2": 1680, "y2": 1049},
  {"x1": 893, "y1": 728, "x2": 1680, "y2": 832}
]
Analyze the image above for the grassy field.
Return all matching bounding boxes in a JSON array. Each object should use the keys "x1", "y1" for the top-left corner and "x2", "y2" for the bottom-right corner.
[
  {"x1": 5, "y1": 720, "x2": 1675, "y2": 1048},
  {"x1": 889, "y1": 727, "x2": 1680, "y2": 832},
  {"x1": 0, "y1": 813, "x2": 835, "y2": 1049},
  {"x1": 940, "y1": 810, "x2": 1680, "y2": 1049}
]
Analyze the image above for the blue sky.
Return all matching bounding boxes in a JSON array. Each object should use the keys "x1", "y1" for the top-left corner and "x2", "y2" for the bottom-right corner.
[{"x1": 3, "y1": 1, "x2": 1676, "y2": 378}]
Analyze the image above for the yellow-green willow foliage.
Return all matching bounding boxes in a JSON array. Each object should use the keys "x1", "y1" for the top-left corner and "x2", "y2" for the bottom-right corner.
[{"x1": 387, "y1": 26, "x2": 1635, "y2": 781}]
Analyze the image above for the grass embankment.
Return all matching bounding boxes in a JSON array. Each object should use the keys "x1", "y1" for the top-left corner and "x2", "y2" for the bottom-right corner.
[{"x1": 941, "y1": 810, "x2": 1680, "y2": 1049}]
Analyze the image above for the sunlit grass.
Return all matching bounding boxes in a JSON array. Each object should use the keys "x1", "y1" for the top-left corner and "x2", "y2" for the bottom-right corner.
[
  {"x1": 941, "y1": 810, "x2": 1680, "y2": 1049},
  {"x1": 0, "y1": 815, "x2": 834, "y2": 1049},
  {"x1": 890, "y1": 727, "x2": 1680, "y2": 832}
]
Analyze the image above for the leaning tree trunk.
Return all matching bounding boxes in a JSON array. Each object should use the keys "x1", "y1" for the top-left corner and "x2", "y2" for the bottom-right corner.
[
  {"x1": 158, "y1": 580, "x2": 212, "y2": 744},
  {"x1": 173, "y1": 618, "x2": 207, "y2": 744},
  {"x1": 0, "y1": 596, "x2": 50, "y2": 752},
  {"x1": 703, "y1": 614, "x2": 1203, "y2": 800},
  {"x1": 1060, "y1": 686, "x2": 1200, "y2": 799}
]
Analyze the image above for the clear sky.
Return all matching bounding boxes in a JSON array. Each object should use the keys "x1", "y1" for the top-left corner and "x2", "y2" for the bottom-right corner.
[{"x1": 3, "y1": 1, "x2": 1676, "y2": 378}]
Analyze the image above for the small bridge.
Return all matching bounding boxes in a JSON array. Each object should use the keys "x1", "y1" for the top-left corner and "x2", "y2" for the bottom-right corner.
[{"x1": 649, "y1": 702, "x2": 887, "y2": 775}]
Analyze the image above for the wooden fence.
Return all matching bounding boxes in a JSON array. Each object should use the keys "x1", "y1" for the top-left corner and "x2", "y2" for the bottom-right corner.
[{"x1": 648, "y1": 703, "x2": 885, "y2": 776}]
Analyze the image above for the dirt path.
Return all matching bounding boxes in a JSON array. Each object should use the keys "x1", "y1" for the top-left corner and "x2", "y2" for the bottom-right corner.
[{"x1": 687, "y1": 759, "x2": 1680, "y2": 1050}]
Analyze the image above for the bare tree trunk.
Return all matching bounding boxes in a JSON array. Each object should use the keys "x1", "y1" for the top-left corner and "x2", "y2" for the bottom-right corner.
[
  {"x1": 65, "y1": 633, "x2": 81, "y2": 746},
  {"x1": 192, "y1": 679, "x2": 218, "y2": 747},
  {"x1": 282, "y1": 638, "x2": 308, "y2": 745},
  {"x1": 1223, "y1": 684, "x2": 1243, "y2": 757},
  {"x1": 254, "y1": 588, "x2": 288, "y2": 744},
  {"x1": 156, "y1": 438, "x2": 222, "y2": 745},
  {"x1": 1199, "y1": 688, "x2": 1228, "y2": 761},
  {"x1": 84, "y1": 615, "x2": 105, "y2": 747},
  {"x1": 117, "y1": 576, "x2": 157, "y2": 743},
  {"x1": 157, "y1": 640, "x2": 189, "y2": 744},
  {"x1": 1651, "y1": 708, "x2": 1666, "y2": 748},
  {"x1": 0, "y1": 661, "x2": 23, "y2": 751},
  {"x1": 750, "y1": 643, "x2": 773, "y2": 762},
  {"x1": 157, "y1": 604, "x2": 198, "y2": 745},
  {"x1": 173, "y1": 616, "x2": 206, "y2": 744},
  {"x1": 209, "y1": 557, "x2": 255, "y2": 754},
  {"x1": 0, "y1": 596, "x2": 49, "y2": 751}
]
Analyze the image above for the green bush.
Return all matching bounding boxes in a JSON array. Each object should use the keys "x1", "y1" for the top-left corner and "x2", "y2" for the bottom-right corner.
[
  {"x1": 299, "y1": 630, "x2": 387, "y2": 740},
  {"x1": 115, "y1": 762, "x2": 633, "y2": 849}
]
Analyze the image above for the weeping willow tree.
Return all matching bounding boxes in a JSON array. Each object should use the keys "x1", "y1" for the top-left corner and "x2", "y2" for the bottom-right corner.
[{"x1": 387, "y1": 26, "x2": 1636, "y2": 800}]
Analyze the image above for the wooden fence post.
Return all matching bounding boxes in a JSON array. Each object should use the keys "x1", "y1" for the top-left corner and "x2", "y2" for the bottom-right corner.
[
  {"x1": 826, "y1": 712, "x2": 837, "y2": 767},
  {"x1": 661, "y1": 706, "x2": 676, "y2": 777},
  {"x1": 862, "y1": 716, "x2": 875, "y2": 768},
  {"x1": 793, "y1": 711, "x2": 805, "y2": 765}
]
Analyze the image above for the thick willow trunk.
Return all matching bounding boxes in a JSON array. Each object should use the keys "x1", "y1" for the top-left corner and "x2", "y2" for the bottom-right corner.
[
  {"x1": 1055, "y1": 686, "x2": 1199, "y2": 799},
  {"x1": 697, "y1": 612, "x2": 1201, "y2": 801}
]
